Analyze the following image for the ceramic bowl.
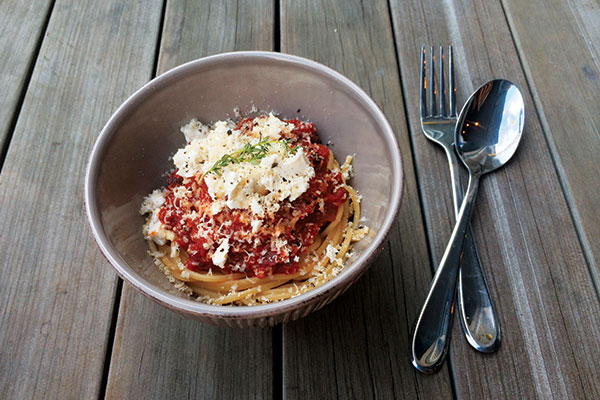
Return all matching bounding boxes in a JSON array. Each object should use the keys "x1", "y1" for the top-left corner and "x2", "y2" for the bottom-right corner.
[{"x1": 85, "y1": 51, "x2": 403, "y2": 327}]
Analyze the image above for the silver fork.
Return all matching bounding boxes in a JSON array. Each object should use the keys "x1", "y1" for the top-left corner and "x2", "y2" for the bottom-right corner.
[{"x1": 411, "y1": 46, "x2": 501, "y2": 373}]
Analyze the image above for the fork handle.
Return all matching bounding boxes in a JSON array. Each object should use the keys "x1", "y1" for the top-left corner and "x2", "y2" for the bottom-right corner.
[{"x1": 447, "y1": 149, "x2": 501, "y2": 353}]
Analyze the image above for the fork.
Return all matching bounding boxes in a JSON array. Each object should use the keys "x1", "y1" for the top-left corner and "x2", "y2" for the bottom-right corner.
[{"x1": 411, "y1": 46, "x2": 501, "y2": 373}]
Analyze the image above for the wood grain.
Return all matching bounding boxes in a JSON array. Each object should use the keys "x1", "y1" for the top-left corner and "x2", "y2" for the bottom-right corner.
[
  {"x1": 280, "y1": 1, "x2": 454, "y2": 398},
  {"x1": 104, "y1": 1, "x2": 276, "y2": 399},
  {"x1": 0, "y1": 0, "x2": 163, "y2": 398},
  {"x1": 389, "y1": 0, "x2": 600, "y2": 398},
  {"x1": 0, "y1": 0, "x2": 53, "y2": 158},
  {"x1": 501, "y1": 0, "x2": 600, "y2": 290},
  {"x1": 106, "y1": 290, "x2": 273, "y2": 400}
]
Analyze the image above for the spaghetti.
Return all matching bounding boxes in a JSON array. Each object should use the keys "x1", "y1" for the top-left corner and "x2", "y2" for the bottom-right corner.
[{"x1": 140, "y1": 114, "x2": 368, "y2": 305}]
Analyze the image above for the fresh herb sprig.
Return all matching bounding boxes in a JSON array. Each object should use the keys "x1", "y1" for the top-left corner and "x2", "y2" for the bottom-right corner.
[
  {"x1": 200, "y1": 136, "x2": 298, "y2": 182},
  {"x1": 281, "y1": 138, "x2": 298, "y2": 156}
]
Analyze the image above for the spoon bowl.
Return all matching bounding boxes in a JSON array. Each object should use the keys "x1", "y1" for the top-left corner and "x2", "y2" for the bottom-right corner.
[
  {"x1": 411, "y1": 79, "x2": 524, "y2": 373},
  {"x1": 457, "y1": 80, "x2": 524, "y2": 174}
]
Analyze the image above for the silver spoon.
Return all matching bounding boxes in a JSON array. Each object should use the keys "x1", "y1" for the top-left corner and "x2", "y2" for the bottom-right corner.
[{"x1": 411, "y1": 79, "x2": 524, "y2": 374}]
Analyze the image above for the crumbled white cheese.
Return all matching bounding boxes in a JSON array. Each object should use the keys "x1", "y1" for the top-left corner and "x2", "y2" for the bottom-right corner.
[
  {"x1": 352, "y1": 226, "x2": 370, "y2": 241},
  {"x1": 210, "y1": 201, "x2": 224, "y2": 215},
  {"x1": 140, "y1": 189, "x2": 166, "y2": 214},
  {"x1": 149, "y1": 249, "x2": 165, "y2": 258},
  {"x1": 140, "y1": 189, "x2": 170, "y2": 245},
  {"x1": 252, "y1": 112, "x2": 289, "y2": 139},
  {"x1": 172, "y1": 185, "x2": 190, "y2": 200},
  {"x1": 170, "y1": 242, "x2": 179, "y2": 258},
  {"x1": 341, "y1": 155, "x2": 354, "y2": 180},
  {"x1": 325, "y1": 244, "x2": 338, "y2": 262},
  {"x1": 180, "y1": 118, "x2": 209, "y2": 142},
  {"x1": 173, "y1": 119, "x2": 239, "y2": 178},
  {"x1": 212, "y1": 238, "x2": 230, "y2": 268},
  {"x1": 251, "y1": 219, "x2": 262, "y2": 233},
  {"x1": 173, "y1": 114, "x2": 314, "y2": 216},
  {"x1": 273, "y1": 238, "x2": 288, "y2": 252},
  {"x1": 258, "y1": 148, "x2": 314, "y2": 203}
]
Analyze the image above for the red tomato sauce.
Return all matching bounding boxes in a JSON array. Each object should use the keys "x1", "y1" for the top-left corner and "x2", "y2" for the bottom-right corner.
[{"x1": 157, "y1": 119, "x2": 347, "y2": 278}]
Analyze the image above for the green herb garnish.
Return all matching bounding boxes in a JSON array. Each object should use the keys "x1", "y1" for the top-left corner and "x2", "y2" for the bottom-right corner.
[
  {"x1": 281, "y1": 138, "x2": 299, "y2": 156},
  {"x1": 199, "y1": 136, "x2": 298, "y2": 182}
]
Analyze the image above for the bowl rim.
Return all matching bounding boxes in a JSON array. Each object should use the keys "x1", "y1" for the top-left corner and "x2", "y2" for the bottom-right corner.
[{"x1": 85, "y1": 50, "x2": 403, "y2": 320}]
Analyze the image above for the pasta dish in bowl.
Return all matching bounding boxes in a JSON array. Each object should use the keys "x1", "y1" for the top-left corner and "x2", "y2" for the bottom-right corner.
[{"x1": 85, "y1": 51, "x2": 402, "y2": 326}]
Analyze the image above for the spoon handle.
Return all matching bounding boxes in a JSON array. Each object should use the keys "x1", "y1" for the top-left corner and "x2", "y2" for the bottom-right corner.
[
  {"x1": 457, "y1": 230, "x2": 501, "y2": 352},
  {"x1": 411, "y1": 172, "x2": 480, "y2": 374},
  {"x1": 448, "y1": 153, "x2": 501, "y2": 353}
]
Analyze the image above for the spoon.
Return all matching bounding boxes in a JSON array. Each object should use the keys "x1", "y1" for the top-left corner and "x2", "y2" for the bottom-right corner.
[{"x1": 411, "y1": 79, "x2": 524, "y2": 374}]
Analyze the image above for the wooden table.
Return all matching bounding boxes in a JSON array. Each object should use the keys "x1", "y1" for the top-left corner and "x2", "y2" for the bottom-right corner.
[{"x1": 1, "y1": 1, "x2": 599, "y2": 398}]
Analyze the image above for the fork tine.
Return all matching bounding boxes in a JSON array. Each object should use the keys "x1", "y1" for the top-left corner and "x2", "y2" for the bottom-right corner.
[
  {"x1": 449, "y1": 45, "x2": 456, "y2": 117},
  {"x1": 429, "y1": 46, "x2": 436, "y2": 116},
  {"x1": 420, "y1": 46, "x2": 427, "y2": 117},
  {"x1": 439, "y1": 47, "x2": 447, "y2": 117}
]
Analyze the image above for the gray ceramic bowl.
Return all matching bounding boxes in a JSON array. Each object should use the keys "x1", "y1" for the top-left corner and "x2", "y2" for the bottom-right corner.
[{"x1": 85, "y1": 51, "x2": 403, "y2": 327}]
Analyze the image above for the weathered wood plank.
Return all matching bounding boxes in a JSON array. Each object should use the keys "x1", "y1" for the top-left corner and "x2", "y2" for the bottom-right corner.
[
  {"x1": 501, "y1": 0, "x2": 600, "y2": 293},
  {"x1": 0, "y1": 1, "x2": 163, "y2": 399},
  {"x1": 389, "y1": 0, "x2": 600, "y2": 398},
  {"x1": 0, "y1": 0, "x2": 53, "y2": 158},
  {"x1": 158, "y1": 0, "x2": 274, "y2": 70},
  {"x1": 104, "y1": 1, "x2": 275, "y2": 399},
  {"x1": 281, "y1": 1, "x2": 454, "y2": 398},
  {"x1": 106, "y1": 290, "x2": 273, "y2": 400}
]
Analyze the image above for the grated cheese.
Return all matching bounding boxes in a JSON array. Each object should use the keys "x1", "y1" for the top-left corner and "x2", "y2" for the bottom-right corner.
[
  {"x1": 325, "y1": 244, "x2": 338, "y2": 262},
  {"x1": 140, "y1": 189, "x2": 169, "y2": 245},
  {"x1": 211, "y1": 238, "x2": 230, "y2": 268}
]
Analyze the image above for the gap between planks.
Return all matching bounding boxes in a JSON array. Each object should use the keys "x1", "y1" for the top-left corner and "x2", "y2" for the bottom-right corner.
[
  {"x1": 273, "y1": 1, "x2": 284, "y2": 399},
  {"x1": 0, "y1": 0, "x2": 57, "y2": 174},
  {"x1": 498, "y1": 0, "x2": 600, "y2": 302},
  {"x1": 98, "y1": 0, "x2": 168, "y2": 398},
  {"x1": 384, "y1": 0, "x2": 461, "y2": 396}
]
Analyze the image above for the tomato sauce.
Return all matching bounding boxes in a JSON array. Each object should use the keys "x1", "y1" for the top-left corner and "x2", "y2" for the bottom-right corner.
[{"x1": 157, "y1": 119, "x2": 347, "y2": 278}]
